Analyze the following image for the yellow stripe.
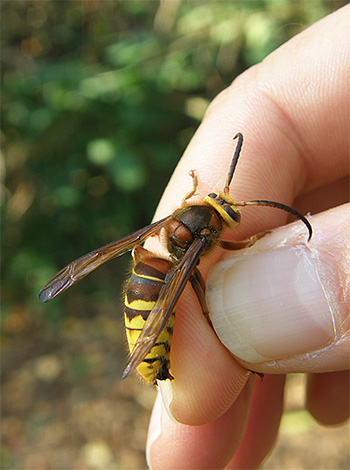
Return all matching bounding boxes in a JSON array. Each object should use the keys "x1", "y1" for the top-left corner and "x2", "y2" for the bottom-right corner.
[
  {"x1": 150, "y1": 344, "x2": 168, "y2": 356},
  {"x1": 131, "y1": 269, "x2": 166, "y2": 282},
  {"x1": 125, "y1": 331, "x2": 142, "y2": 351},
  {"x1": 137, "y1": 362, "x2": 161, "y2": 382},
  {"x1": 125, "y1": 298, "x2": 155, "y2": 311},
  {"x1": 124, "y1": 314, "x2": 146, "y2": 330},
  {"x1": 124, "y1": 309, "x2": 175, "y2": 383},
  {"x1": 204, "y1": 195, "x2": 239, "y2": 228}
]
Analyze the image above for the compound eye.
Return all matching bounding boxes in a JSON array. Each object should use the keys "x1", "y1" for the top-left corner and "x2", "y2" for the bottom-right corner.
[
  {"x1": 224, "y1": 205, "x2": 241, "y2": 223},
  {"x1": 208, "y1": 193, "x2": 217, "y2": 199}
]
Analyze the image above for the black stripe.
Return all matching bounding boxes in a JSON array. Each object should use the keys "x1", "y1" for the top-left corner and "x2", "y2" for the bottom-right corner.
[
  {"x1": 154, "y1": 341, "x2": 171, "y2": 352},
  {"x1": 125, "y1": 325, "x2": 143, "y2": 332},
  {"x1": 133, "y1": 261, "x2": 168, "y2": 280},
  {"x1": 129, "y1": 273, "x2": 164, "y2": 288},
  {"x1": 126, "y1": 274, "x2": 162, "y2": 303},
  {"x1": 143, "y1": 356, "x2": 166, "y2": 364},
  {"x1": 124, "y1": 305, "x2": 151, "y2": 321}
]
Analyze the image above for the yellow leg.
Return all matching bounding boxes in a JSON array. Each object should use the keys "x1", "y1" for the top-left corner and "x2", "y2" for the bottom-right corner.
[
  {"x1": 220, "y1": 230, "x2": 271, "y2": 251},
  {"x1": 183, "y1": 170, "x2": 198, "y2": 202}
]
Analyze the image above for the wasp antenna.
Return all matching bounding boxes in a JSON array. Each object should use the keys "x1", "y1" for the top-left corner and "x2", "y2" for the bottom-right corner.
[
  {"x1": 236, "y1": 199, "x2": 313, "y2": 241},
  {"x1": 224, "y1": 132, "x2": 244, "y2": 194}
]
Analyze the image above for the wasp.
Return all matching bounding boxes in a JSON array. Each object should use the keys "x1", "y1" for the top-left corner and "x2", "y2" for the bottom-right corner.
[{"x1": 39, "y1": 133, "x2": 312, "y2": 384}]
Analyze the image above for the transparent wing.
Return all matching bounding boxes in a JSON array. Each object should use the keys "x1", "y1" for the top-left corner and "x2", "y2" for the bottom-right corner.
[
  {"x1": 39, "y1": 215, "x2": 172, "y2": 302},
  {"x1": 122, "y1": 237, "x2": 210, "y2": 380}
]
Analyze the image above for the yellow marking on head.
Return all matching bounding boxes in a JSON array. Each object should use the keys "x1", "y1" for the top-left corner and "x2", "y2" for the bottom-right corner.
[{"x1": 204, "y1": 194, "x2": 240, "y2": 229}]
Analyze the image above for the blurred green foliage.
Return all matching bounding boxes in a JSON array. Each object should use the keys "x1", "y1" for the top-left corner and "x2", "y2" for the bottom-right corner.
[{"x1": 1, "y1": 0, "x2": 346, "y2": 320}]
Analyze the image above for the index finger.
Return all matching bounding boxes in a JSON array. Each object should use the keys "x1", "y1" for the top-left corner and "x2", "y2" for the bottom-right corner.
[{"x1": 145, "y1": 5, "x2": 349, "y2": 426}]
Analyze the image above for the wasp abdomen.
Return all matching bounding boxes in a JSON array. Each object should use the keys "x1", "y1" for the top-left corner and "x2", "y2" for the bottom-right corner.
[{"x1": 124, "y1": 247, "x2": 175, "y2": 383}]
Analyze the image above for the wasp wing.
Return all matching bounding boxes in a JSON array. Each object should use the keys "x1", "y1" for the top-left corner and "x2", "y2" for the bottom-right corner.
[
  {"x1": 122, "y1": 237, "x2": 210, "y2": 380},
  {"x1": 39, "y1": 215, "x2": 172, "y2": 303}
]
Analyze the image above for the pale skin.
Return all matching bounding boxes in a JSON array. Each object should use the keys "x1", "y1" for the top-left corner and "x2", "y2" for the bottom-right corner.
[{"x1": 146, "y1": 6, "x2": 349, "y2": 469}]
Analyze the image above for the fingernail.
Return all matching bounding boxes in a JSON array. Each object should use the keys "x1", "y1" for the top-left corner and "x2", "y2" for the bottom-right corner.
[
  {"x1": 158, "y1": 379, "x2": 179, "y2": 424},
  {"x1": 146, "y1": 391, "x2": 162, "y2": 470},
  {"x1": 146, "y1": 386, "x2": 178, "y2": 470},
  {"x1": 206, "y1": 245, "x2": 335, "y2": 363}
]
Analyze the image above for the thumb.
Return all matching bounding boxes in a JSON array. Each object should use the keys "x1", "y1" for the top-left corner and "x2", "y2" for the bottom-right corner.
[{"x1": 206, "y1": 203, "x2": 350, "y2": 374}]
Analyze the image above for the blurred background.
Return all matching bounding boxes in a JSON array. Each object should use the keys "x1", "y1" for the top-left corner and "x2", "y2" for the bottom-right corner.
[{"x1": 1, "y1": 1, "x2": 349, "y2": 469}]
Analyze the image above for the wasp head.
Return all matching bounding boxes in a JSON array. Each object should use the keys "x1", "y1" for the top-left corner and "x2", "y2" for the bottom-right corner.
[{"x1": 204, "y1": 192, "x2": 241, "y2": 229}]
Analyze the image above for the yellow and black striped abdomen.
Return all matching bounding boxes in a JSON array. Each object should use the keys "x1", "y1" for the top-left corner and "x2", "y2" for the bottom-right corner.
[{"x1": 124, "y1": 248, "x2": 175, "y2": 384}]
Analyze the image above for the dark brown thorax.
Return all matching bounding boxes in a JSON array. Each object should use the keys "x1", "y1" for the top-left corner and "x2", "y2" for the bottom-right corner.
[{"x1": 165, "y1": 205, "x2": 223, "y2": 261}]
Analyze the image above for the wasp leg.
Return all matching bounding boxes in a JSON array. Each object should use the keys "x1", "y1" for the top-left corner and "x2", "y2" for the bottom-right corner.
[
  {"x1": 183, "y1": 169, "x2": 198, "y2": 202},
  {"x1": 190, "y1": 267, "x2": 213, "y2": 329},
  {"x1": 220, "y1": 230, "x2": 271, "y2": 251}
]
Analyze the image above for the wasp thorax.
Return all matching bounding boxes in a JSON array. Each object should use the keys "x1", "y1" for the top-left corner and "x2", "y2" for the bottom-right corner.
[
  {"x1": 166, "y1": 205, "x2": 223, "y2": 260},
  {"x1": 204, "y1": 192, "x2": 241, "y2": 228}
]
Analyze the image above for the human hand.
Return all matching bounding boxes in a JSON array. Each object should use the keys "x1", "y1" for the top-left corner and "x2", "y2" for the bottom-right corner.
[{"x1": 146, "y1": 6, "x2": 349, "y2": 469}]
